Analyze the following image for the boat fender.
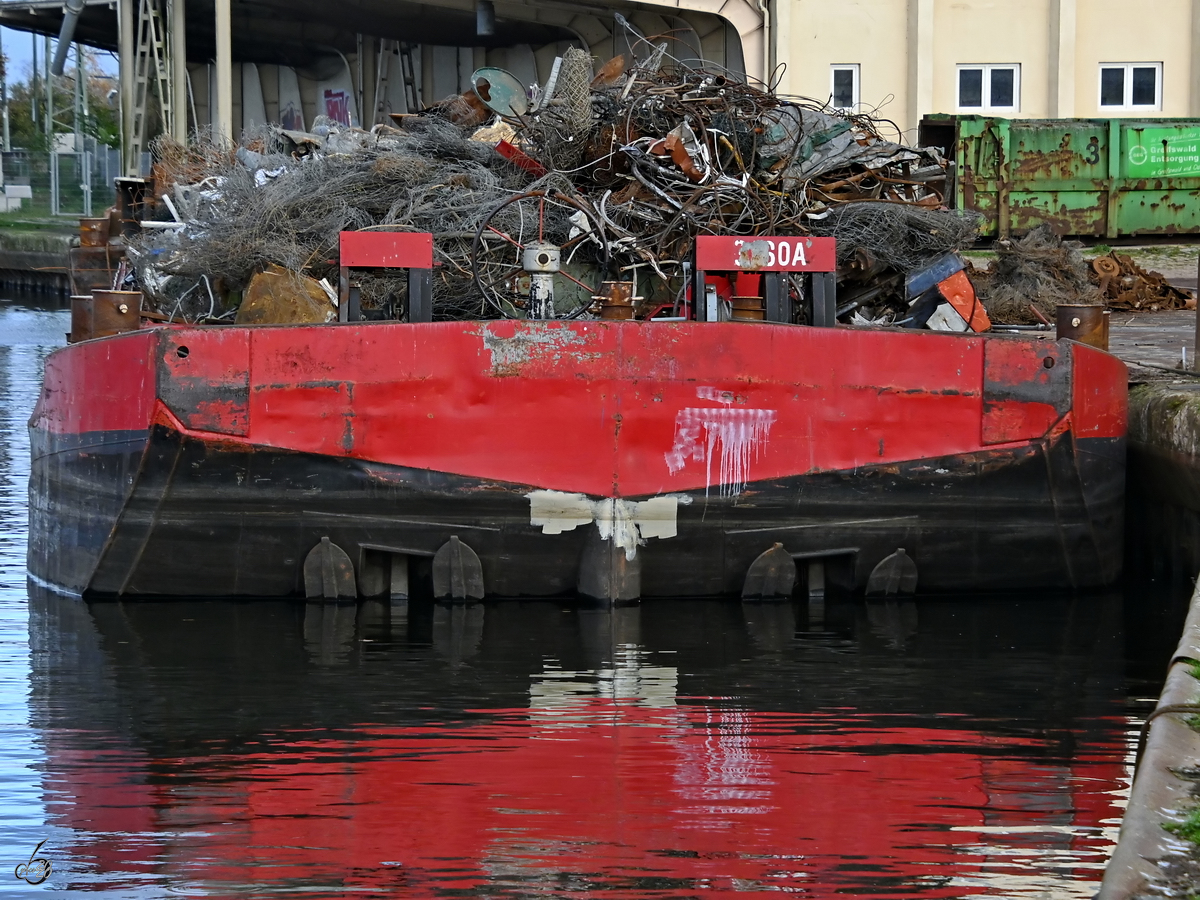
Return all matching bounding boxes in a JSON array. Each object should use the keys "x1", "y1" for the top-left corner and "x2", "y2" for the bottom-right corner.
[
  {"x1": 303, "y1": 537, "x2": 357, "y2": 602},
  {"x1": 433, "y1": 536, "x2": 485, "y2": 603},
  {"x1": 742, "y1": 543, "x2": 797, "y2": 600},
  {"x1": 865, "y1": 548, "x2": 918, "y2": 597}
]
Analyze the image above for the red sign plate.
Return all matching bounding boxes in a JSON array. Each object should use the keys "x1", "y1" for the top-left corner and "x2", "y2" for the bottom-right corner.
[
  {"x1": 340, "y1": 232, "x2": 433, "y2": 269},
  {"x1": 695, "y1": 235, "x2": 837, "y2": 272}
]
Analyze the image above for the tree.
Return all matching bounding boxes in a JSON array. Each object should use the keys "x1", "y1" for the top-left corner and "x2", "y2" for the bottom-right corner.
[{"x1": 2, "y1": 50, "x2": 120, "y2": 150}]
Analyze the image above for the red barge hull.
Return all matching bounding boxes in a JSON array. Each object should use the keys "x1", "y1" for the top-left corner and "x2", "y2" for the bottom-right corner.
[{"x1": 28, "y1": 320, "x2": 1127, "y2": 600}]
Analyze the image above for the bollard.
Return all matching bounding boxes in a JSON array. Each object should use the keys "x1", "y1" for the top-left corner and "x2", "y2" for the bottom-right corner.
[
  {"x1": 1056, "y1": 304, "x2": 1108, "y2": 350},
  {"x1": 90, "y1": 290, "x2": 143, "y2": 338},
  {"x1": 78, "y1": 217, "x2": 109, "y2": 247},
  {"x1": 68, "y1": 295, "x2": 93, "y2": 344}
]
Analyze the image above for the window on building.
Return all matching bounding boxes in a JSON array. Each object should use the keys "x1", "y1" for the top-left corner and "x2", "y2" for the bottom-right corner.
[
  {"x1": 956, "y1": 65, "x2": 1020, "y2": 113},
  {"x1": 830, "y1": 65, "x2": 859, "y2": 110},
  {"x1": 1099, "y1": 63, "x2": 1162, "y2": 109}
]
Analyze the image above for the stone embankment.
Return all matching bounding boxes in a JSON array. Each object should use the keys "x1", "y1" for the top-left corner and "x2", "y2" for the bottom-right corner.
[
  {"x1": 1101, "y1": 384, "x2": 1200, "y2": 897},
  {"x1": 0, "y1": 229, "x2": 71, "y2": 290}
]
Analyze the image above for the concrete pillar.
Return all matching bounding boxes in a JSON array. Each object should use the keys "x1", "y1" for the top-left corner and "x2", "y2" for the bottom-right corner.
[
  {"x1": 170, "y1": 0, "x2": 188, "y2": 140},
  {"x1": 215, "y1": 0, "x2": 232, "y2": 142},
  {"x1": 355, "y1": 33, "x2": 364, "y2": 125},
  {"x1": 421, "y1": 44, "x2": 434, "y2": 108},
  {"x1": 907, "y1": 0, "x2": 933, "y2": 137},
  {"x1": 118, "y1": 0, "x2": 134, "y2": 173},
  {"x1": 773, "y1": 0, "x2": 793, "y2": 96},
  {"x1": 759, "y1": 0, "x2": 773, "y2": 87},
  {"x1": 1049, "y1": 0, "x2": 1076, "y2": 118},
  {"x1": 361, "y1": 38, "x2": 377, "y2": 126}
]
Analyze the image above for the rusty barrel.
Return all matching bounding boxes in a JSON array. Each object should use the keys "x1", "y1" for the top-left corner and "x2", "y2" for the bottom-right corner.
[
  {"x1": 91, "y1": 290, "x2": 143, "y2": 338},
  {"x1": 1056, "y1": 304, "x2": 1109, "y2": 350},
  {"x1": 68, "y1": 295, "x2": 93, "y2": 343},
  {"x1": 595, "y1": 281, "x2": 636, "y2": 320},
  {"x1": 79, "y1": 217, "x2": 109, "y2": 247}
]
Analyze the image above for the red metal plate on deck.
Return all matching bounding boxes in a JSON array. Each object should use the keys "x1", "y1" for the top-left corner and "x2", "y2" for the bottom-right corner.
[
  {"x1": 695, "y1": 236, "x2": 837, "y2": 272},
  {"x1": 339, "y1": 232, "x2": 433, "y2": 269}
]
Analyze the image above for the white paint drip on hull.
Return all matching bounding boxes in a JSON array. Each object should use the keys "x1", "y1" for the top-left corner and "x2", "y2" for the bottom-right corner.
[{"x1": 664, "y1": 407, "x2": 777, "y2": 495}]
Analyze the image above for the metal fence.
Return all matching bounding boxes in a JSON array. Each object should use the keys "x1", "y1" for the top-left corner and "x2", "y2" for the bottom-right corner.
[{"x1": 1, "y1": 143, "x2": 122, "y2": 218}]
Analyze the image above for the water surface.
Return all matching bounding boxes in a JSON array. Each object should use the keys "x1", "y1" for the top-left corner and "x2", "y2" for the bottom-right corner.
[{"x1": 0, "y1": 294, "x2": 1188, "y2": 897}]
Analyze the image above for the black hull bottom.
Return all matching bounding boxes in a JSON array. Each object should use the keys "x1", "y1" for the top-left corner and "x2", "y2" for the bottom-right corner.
[{"x1": 29, "y1": 424, "x2": 1125, "y2": 599}]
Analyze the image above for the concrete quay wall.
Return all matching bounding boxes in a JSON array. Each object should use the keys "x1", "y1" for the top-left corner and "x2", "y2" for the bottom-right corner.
[
  {"x1": 0, "y1": 230, "x2": 72, "y2": 291},
  {"x1": 1127, "y1": 384, "x2": 1200, "y2": 583},
  {"x1": 1098, "y1": 575, "x2": 1200, "y2": 898},
  {"x1": 1101, "y1": 383, "x2": 1200, "y2": 897}
]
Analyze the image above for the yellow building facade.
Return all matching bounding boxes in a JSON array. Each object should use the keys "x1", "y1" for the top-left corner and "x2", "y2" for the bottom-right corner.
[{"x1": 774, "y1": 0, "x2": 1200, "y2": 137}]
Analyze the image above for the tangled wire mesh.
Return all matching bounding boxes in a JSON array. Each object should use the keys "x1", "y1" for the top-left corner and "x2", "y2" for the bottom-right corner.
[
  {"x1": 808, "y1": 203, "x2": 983, "y2": 271},
  {"x1": 972, "y1": 225, "x2": 1102, "y2": 324}
]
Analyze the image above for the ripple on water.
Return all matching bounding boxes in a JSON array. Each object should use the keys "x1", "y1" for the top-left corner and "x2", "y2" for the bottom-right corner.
[{"x1": 0, "y1": 296, "x2": 1183, "y2": 897}]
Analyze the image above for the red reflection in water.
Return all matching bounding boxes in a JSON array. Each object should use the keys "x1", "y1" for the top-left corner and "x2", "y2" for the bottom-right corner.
[{"x1": 47, "y1": 699, "x2": 1126, "y2": 897}]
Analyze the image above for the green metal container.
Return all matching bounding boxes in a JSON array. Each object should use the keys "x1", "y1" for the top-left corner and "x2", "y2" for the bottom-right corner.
[{"x1": 920, "y1": 114, "x2": 1200, "y2": 239}]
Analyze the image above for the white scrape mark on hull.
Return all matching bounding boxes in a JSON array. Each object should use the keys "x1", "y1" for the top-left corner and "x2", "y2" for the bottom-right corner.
[
  {"x1": 526, "y1": 491, "x2": 691, "y2": 560},
  {"x1": 664, "y1": 408, "x2": 777, "y2": 495}
]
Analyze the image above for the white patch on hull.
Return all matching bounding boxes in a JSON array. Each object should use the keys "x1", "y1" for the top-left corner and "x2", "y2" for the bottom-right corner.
[
  {"x1": 664, "y1": 407, "x2": 777, "y2": 495},
  {"x1": 527, "y1": 490, "x2": 691, "y2": 560}
]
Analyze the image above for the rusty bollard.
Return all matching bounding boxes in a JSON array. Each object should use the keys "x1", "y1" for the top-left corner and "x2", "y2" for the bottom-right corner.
[{"x1": 1056, "y1": 304, "x2": 1108, "y2": 350}]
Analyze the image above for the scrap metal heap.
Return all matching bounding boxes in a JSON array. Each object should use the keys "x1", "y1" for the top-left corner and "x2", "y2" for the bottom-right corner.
[
  {"x1": 1090, "y1": 250, "x2": 1194, "y2": 312},
  {"x1": 123, "y1": 50, "x2": 989, "y2": 329},
  {"x1": 969, "y1": 225, "x2": 1194, "y2": 325}
]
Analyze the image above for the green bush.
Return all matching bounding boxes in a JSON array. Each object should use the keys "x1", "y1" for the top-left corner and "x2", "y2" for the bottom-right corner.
[{"x1": 1165, "y1": 807, "x2": 1200, "y2": 844}]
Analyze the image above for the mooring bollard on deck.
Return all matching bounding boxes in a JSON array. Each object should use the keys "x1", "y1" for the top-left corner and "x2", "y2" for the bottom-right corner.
[{"x1": 1056, "y1": 303, "x2": 1109, "y2": 350}]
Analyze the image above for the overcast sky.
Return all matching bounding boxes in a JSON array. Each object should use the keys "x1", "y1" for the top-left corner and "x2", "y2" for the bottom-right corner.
[{"x1": 1, "y1": 26, "x2": 118, "y2": 85}]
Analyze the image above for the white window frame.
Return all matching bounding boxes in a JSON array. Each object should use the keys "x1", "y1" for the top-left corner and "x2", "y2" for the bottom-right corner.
[
  {"x1": 1098, "y1": 62, "x2": 1163, "y2": 111},
  {"x1": 829, "y1": 64, "x2": 859, "y2": 112},
  {"x1": 955, "y1": 64, "x2": 1021, "y2": 113}
]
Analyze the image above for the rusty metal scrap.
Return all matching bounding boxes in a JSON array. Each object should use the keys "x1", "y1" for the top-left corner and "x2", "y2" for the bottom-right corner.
[
  {"x1": 1091, "y1": 251, "x2": 1195, "y2": 311},
  {"x1": 974, "y1": 226, "x2": 1196, "y2": 325},
  {"x1": 126, "y1": 54, "x2": 976, "y2": 325}
]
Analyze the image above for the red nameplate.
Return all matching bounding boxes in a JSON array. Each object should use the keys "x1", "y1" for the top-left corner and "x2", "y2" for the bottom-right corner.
[{"x1": 696, "y1": 235, "x2": 837, "y2": 272}]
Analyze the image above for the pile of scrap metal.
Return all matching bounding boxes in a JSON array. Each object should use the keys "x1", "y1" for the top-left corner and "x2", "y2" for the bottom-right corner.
[
  {"x1": 971, "y1": 225, "x2": 1194, "y2": 325},
  {"x1": 116, "y1": 47, "x2": 987, "y2": 331},
  {"x1": 1090, "y1": 250, "x2": 1194, "y2": 311}
]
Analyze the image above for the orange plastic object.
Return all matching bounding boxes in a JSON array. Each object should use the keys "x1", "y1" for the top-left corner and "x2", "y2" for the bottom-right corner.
[{"x1": 938, "y1": 270, "x2": 991, "y2": 332}]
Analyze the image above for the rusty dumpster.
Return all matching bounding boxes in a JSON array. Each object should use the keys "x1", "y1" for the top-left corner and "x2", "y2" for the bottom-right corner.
[{"x1": 920, "y1": 114, "x2": 1200, "y2": 239}]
